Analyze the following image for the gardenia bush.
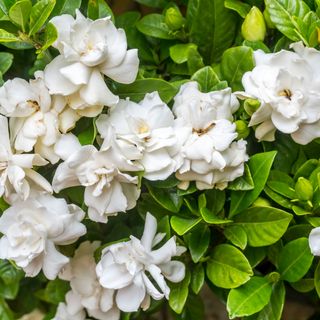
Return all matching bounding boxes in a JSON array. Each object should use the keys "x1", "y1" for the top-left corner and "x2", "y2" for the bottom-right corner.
[{"x1": 0, "y1": 0, "x2": 319, "y2": 319}]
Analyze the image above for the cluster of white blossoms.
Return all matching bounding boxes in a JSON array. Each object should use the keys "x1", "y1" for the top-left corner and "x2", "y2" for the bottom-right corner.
[
  {"x1": 238, "y1": 42, "x2": 320, "y2": 145},
  {"x1": 0, "y1": 8, "x2": 252, "y2": 320},
  {"x1": 54, "y1": 213, "x2": 185, "y2": 319},
  {"x1": 96, "y1": 82, "x2": 248, "y2": 190}
]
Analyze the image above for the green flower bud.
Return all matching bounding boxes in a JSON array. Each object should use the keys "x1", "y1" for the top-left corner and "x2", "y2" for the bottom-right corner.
[
  {"x1": 241, "y1": 6, "x2": 266, "y2": 42},
  {"x1": 235, "y1": 120, "x2": 250, "y2": 139},
  {"x1": 244, "y1": 98, "x2": 261, "y2": 116},
  {"x1": 252, "y1": 197, "x2": 271, "y2": 207},
  {"x1": 263, "y1": 9, "x2": 275, "y2": 29},
  {"x1": 165, "y1": 7, "x2": 185, "y2": 31},
  {"x1": 295, "y1": 177, "x2": 314, "y2": 201}
]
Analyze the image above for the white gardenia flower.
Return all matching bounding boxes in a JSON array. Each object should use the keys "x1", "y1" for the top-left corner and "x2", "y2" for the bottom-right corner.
[
  {"x1": 0, "y1": 193, "x2": 86, "y2": 280},
  {"x1": 57, "y1": 241, "x2": 120, "y2": 320},
  {"x1": 96, "y1": 92, "x2": 179, "y2": 181},
  {"x1": 52, "y1": 133, "x2": 141, "y2": 223},
  {"x1": 0, "y1": 115, "x2": 52, "y2": 203},
  {"x1": 173, "y1": 82, "x2": 248, "y2": 190},
  {"x1": 238, "y1": 42, "x2": 320, "y2": 144},
  {"x1": 309, "y1": 227, "x2": 320, "y2": 256},
  {"x1": 54, "y1": 291, "x2": 86, "y2": 320},
  {"x1": 44, "y1": 10, "x2": 139, "y2": 109},
  {"x1": 96, "y1": 212, "x2": 186, "y2": 313},
  {"x1": 0, "y1": 74, "x2": 61, "y2": 163}
]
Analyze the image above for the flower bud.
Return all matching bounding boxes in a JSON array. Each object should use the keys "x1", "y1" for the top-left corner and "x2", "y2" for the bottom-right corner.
[
  {"x1": 235, "y1": 120, "x2": 250, "y2": 139},
  {"x1": 241, "y1": 6, "x2": 266, "y2": 42},
  {"x1": 165, "y1": 7, "x2": 185, "y2": 31},
  {"x1": 252, "y1": 197, "x2": 271, "y2": 207},
  {"x1": 295, "y1": 177, "x2": 314, "y2": 201},
  {"x1": 244, "y1": 98, "x2": 261, "y2": 116},
  {"x1": 263, "y1": 9, "x2": 275, "y2": 29}
]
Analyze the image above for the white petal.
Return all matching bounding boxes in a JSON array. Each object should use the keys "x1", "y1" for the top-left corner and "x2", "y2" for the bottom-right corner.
[
  {"x1": 309, "y1": 227, "x2": 320, "y2": 256},
  {"x1": 60, "y1": 62, "x2": 91, "y2": 85},
  {"x1": 116, "y1": 282, "x2": 145, "y2": 312}
]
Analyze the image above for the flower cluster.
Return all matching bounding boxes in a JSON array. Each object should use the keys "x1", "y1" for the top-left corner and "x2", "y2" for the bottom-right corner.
[{"x1": 239, "y1": 42, "x2": 320, "y2": 145}]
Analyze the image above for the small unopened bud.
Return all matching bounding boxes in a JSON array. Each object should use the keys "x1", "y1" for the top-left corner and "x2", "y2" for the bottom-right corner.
[
  {"x1": 252, "y1": 197, "x2": 271, "y2": 207},
  {"x1": 263, "y1": 9, "x2": 275, "y2": 29},
  {"x1": 165, "y1": 7, "x2": 185, "y2": 31},
  {"x1": 235, "y1": 120, "x2": 250, "y2": 139},
  {"x1": 295, "y1": 177, "x2": 314, "y2": 201},
  {"x1": 241, "y1": 7, "x2": 266, "y2": 42},
  {"x1": 244, "y1": 98, "x2": 261, "y2": 116}
]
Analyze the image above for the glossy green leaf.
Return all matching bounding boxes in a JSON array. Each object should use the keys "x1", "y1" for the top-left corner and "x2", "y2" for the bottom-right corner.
[
  {"x1": 244, "y1": 246, "x2": 267, "y2": 268},
  {"x1": 267, "y1": 181, "x2": 296, "y2": 199},
  {"x1": 278, "y1": 237, "x2": 314, "y2": 282},
  {"x1": 221, "y1": 46, "x2": 254, "y2": 91},
  {"x1": 113, "y1": 79, "x2": 178, "y2": 103},
  {"x1": 170, "y1": 43, "x2": 197, "y2": 64},
  {"x1": 50, "y1": 0, "x2": 81, "y2": 16},
  {"x1": 0, "y1": 297, "x2": 13, "y2": 320},
  {"x1": 233, "y1": 206, "x2": 292, "y2": 247},
  {"x1": 191, "y1": 66, "x2": 221, "y2": 92},
  {"x1": 256, "y1": 281, "x2": 285, "y2": 320},
  {"x1": 294, "y1": 159, "x2": 319, "y2": 180},
  {"x1": 230, "y1": 151, "x2": 277, "y2": 216},
  {"x1": 136, "y1": 13, "x2": 176, "y2": 40},
  {"x1": 264, "y1": 186, "x2": 292, "y2": 209},
  {"x1": 87, "y1": 0, "x2": 114, "y2": 21},
  {"x1": 170, "y1": 216, "x2": 202, "y2": 235},
  {"x1": 265, "y1": 0, "x2": 310, "y2": 41},
  {"x1": 188, "y1": 0, "x2": 237, "y2": 63},
  {"x1": 37, "y1": 22, "x2": 57, "y2": 53},
  {"x1": 200, "y1": 207, "x2": 232, "y2": 224},
  {"x1": 228, "y1": 163, "x2": 254, "y2": 191},
  {"x1": 0, "y1": 28, "x2": 19, "y2": 42},
  {"x1": 191, "y1": 263, "x2": 205, "y2": 294},
  {"x1": 8, "y1": 0, "x2": 31, "y2": 32},
  {"x1": 227, "y1": 276, "x2": 273, "y2": 319},
  {"x1": 0, "y1": 52, "x2": 13, "y2": 74},
  {"x1": 134, "y1": 0, "x2": 169, "y2": 8},
  {"x1": 291, "y1": 278, "x2": 314, "y2": 293},
  {"x1": 224, "y1": 225, "x2": 247, "y2": 250},
  {"x1": 207, "y1": 244, "x2": 253, "y2": 289},
  {"x1": 224, "y1": 0, "x2": 251, "y2": 18},
  {"x1": 188, "y1": 225, "x2": 210, "y2": 262},
  {"x1": 28, "y1": 0, "x2": 55, "y2": 36},
  {"x1": 78, "y1": 119, "x2": 97, "y2": 146},
  {"x1": 169, "y1": 270, "x2": 191, "y2": 314}
]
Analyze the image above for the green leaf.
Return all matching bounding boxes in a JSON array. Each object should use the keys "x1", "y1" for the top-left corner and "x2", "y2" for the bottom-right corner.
[
  {"x1": 265, "y1": 0, "x2": 310, "y2": 41},
  {"x1": 256, "y1": 281, "x2": 285, "y2": 320},
  {"x1": 191, "y1": 66, "x2": 221, "y2": 92},
  {"x1": 244, "y1": 246, "x2": 267, "y2": 268},
  {"x1": 188, "y1": 225, "x2": 210, "y2": 262},
  {"x1": 0, "y1": 0, "x2": 14, "y2": 14},
  {"x1": 294, "y1": 159, "x2": 319, "y2": 180},
  {"x1": 228, "y1": 163, "x2": 254, "y2": 191},
  {"x1": 206, "y1": 244, "x2": 253, "y2": 289},
  {"x1": 78, "y1": 119, "x2": 96, "y2": 146},
  {"x1": 169, "y1": 269, "x2": 191, "y2": 314},
  {"x1": 220, "y1": 46, "x2": 254, "y2": 91},
  {"x1": 169, "y1": 43, "x2": 198, "y2": 64},
  {"x1": 191, "y1": 263, "x2": 205, "y2": 294},
  {"x1": 113, "y1": 79, "x2": 178, "y2": 104},
  {"x1": 147, "y1": 184, "x2": 182, "y2": 213},
  {"x1": 187, "y1": 46, "x2": 205, "y2": 74},
  {"x1": 0, "y1": 52, "x2": 13, "y2": 74},
  {"x1": 8, "y1": 0, "x2": 31, "y2": 32},
  {"x1": 291, "y1": 278, "x2": 314, "y2": 293},
  {"x1": 50, "y1": 0, "x2": 81, "y2": 16},
  {"x1": 224, "y1": 0, "x2": 251, "y2": 18},
  {"x1": 267, "y1": 181, "x2": 296, "y2": 199},
  {"x1": 0, "y1": 297, "x2": 14, "y2": 320},
  {"x1": 170, "y1": 216, "x2": 202, "y2": 236},
  {"x1": 28, "y1": 0, "x2": 55, "y2": 36},
  {"x1": 188, "y1": 0, "x2": 237, "y2": 63},
  {"x1": 200, "y1": 207, "x2": 232, "y2": 224},
  {"x1": 37, "y1": 22, "x2": 57, "y2": 53},
  {"x1": 42, "y1": 279, "x2": 69, "y2": 304},
  {"x1": 0, "y1": 28, "x2": 19, "y2": 42},
  {"x1": 264, "y1": 186, "x2": 292, "y2": 209},
  {"x1": 230, "y1": 151, "x2": 277, "y2": 217},
  {"x1": 227, "y1": 276, "x2": 273, "y2": 319},
  {"x1": 136, "y1": 13, "x2": 176, "y2": 40},
  {"x1": 233, "y1": 206, "x2": 292, "y2": 247},
  {"x1": 278, "y1": 237, "x2": 314, "y2": 282},
  {"x1": 224, "y1": 225, "x2": 247, "y2": 250},
  {"x1": 87, "y1": 0, "x2": 114, "y2": 21}
]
